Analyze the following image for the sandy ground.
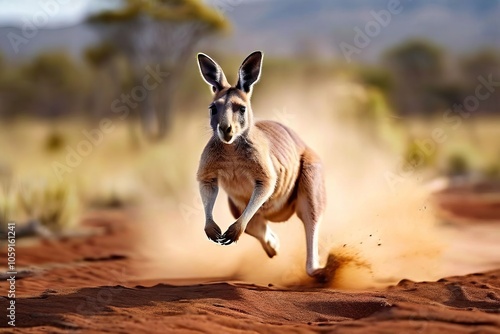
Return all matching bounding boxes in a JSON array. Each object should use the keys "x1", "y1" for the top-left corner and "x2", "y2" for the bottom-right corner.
[{"x1": 0, "y1": 187, "x2": 499, "y2": 334}]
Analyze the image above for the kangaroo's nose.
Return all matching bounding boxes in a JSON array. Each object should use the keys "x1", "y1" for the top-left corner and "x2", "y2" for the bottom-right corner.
[{"x1": 223, "y1": 124, "x2": 232, "y2": 135}]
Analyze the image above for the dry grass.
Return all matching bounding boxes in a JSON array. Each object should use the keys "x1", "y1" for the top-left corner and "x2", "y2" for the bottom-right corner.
[
  {"x1": 0, "y1": 78, "x2": 499, "y2": 233},
  {"x1": 400, "y1": 116, "x2": 500, "y2": 176},
  {"x1": 0, "y1": 115, "x2": 206, "y2": 232}
]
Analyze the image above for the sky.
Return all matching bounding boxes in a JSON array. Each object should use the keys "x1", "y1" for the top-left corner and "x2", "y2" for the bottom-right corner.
[
  {"x1": 215, "y1": 0, "x2": 500, "y2": 60},
  {"x1": 0, "y1": 0, "x2": 261, "y2": 27},
  {"x1": 0, "y1": 0, "x2": 497, "y2": 61},
  {"x1": 0, "y1": 0, "x2": 121, "y2": 28}
]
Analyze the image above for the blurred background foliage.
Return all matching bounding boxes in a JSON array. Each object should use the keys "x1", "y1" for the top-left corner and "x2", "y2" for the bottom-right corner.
[{"x1": 0, "y1": 0, "x2": 499, "y2": 233}]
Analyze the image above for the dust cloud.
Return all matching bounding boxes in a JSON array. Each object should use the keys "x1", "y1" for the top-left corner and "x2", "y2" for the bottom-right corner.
[{"x1": 133, "y1": 80, "x2": 446, "y2": 289}]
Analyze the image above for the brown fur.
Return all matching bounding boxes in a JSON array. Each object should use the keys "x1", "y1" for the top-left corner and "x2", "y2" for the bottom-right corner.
[
  {"x1": 196, "y1": 51, "x2": 327, "y2": 278},
  {"x1": 198, "y1": 121, "x2": 324, "y2": 222}
]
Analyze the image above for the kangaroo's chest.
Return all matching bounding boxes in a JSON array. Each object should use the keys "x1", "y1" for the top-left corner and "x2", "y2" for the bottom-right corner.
[
  {"x1": 218, "y1": 160, "x2": 255, "y2": 202},
  {"x1": 216, "y1": 153, "x2": 300, "y2": 220}
]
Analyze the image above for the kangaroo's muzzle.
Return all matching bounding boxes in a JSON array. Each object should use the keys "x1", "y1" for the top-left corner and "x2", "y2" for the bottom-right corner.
[{"x1": 217, "y1": 123, "x2": 235, "y2": 144}]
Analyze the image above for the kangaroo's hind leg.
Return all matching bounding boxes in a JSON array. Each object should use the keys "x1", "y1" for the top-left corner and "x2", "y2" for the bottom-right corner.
[
  {"x1": 296, "y1": 149, "x2": 327, "y2": 278},
  {"x1": 245, "y1": 215, "x2": 279, "y2": 258},
  {"x1": 228, "y1": 197, "x2": 279, "y2": 258}
]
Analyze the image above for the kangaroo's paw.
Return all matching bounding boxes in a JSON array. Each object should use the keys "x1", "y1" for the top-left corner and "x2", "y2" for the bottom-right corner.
[
  {"x1": 220, "y1": 221, "x2": 244, "y2": 245},
  {"x1": 204, "y1": 220, "x2": 222, "y2": 243}
]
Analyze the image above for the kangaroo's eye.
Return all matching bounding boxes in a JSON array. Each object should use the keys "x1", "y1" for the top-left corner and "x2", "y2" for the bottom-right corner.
[
  {"x1": 239, "y1": 106, "x2": 246, "y2": 113},
  {"x1": 209, "y1": 105, "x2": 217, "y2": 116}
]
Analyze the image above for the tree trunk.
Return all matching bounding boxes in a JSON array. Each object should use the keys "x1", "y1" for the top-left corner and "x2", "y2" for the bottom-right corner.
[{"x1": 140, "y1": 94, "x2": 158, "y2": 140}]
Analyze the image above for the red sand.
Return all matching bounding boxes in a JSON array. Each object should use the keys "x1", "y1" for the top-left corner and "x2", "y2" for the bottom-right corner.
[{"x1": 1, "y1": 208, "x2": 499, "y2": 333}]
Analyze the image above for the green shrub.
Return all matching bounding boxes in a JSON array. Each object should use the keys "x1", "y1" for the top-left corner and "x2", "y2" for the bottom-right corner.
[{"x1": 446, "y1": 154, "x2": 469, "y2": 176}]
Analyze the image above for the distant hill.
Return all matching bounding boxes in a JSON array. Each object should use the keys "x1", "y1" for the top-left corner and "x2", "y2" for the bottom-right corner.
[
  {"x1": 208, "y1": 0, "x2": 500, "y2": 61},
  {"x1": 0, "y1": 0, "x2": 499, "y2": 62},
  {"x1": 0, "y1": 24, "x2": 99, "y2": 61}
]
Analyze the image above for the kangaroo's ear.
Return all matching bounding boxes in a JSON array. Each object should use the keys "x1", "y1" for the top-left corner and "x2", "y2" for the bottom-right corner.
[
  {"x1": 236, "y1": 51, "x2": 263, "y2": 93},
  {"x1": 197, "y1": 53, "x2": 229, "y2": 93}
]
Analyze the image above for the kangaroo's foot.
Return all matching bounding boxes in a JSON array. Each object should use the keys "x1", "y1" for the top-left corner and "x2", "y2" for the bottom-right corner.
[
  {"x1": 307, "y1": 267, "x2": 331, "y2": 283},
  {"x1": 262, "y1": 227, "x2": 279, "y2": 258}
]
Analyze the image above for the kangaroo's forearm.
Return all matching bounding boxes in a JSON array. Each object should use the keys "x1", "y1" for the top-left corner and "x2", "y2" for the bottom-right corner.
[
  {"x1": 239, "y1": 180, "x2": 275, "y2": 224},
  {"x1": 199, "y1": 179, "x2": 218, "y2": 221}
]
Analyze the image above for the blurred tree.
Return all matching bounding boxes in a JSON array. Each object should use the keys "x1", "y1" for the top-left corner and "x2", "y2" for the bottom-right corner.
[
  {"x1": 89, "y1": 0, "x2": 228, "y2": 140},
  {"x1": 0, "y1": 68, "x2": 32, "y2": 119},
  {"x1": 355, "y1": 66, "x2": 393, "y2": 94},
  {"x1": 461, "y1": 49, "x2": 500, "y2": 80},
  {"x1": 21, "y1": 52, "x2": 88, "y2": 118},
  {"x1": 0, "y1": 52, "x2": 4, "y2": 114},
  {"x1": 85, "y1": 42, "x2": 117, "y2": 69},
  {"x1": 446, "y1": 153, "x2": 469, "y2": 176},
  {"x1": 429, "y1": 83, "x2": 464, "y2": 107},
  {"x1": 458, "y1": 49, "x2": 500, "y2": 147},
  {"x1": 383, "y1": 39, "x2": 445, "y2": 116},
  {"x1": 0, "y1": 52, "x2": 90, "y2": 119},
  {"x1": 84, "y1": 42, "x2": 121, "y2": 118},
  {"x1": 460, "y1": 49, "x2": 500, "y2": 114}
]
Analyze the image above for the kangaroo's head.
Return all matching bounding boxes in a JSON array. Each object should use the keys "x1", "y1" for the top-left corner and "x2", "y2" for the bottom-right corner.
[{"x1": 197, "y1": 51, "x2": 263, "y2": 144}]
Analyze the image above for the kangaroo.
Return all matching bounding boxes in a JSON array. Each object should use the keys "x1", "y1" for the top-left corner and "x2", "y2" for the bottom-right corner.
[{"x1": 196, "y1": 51, "x2": 327, "y2": 278}]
